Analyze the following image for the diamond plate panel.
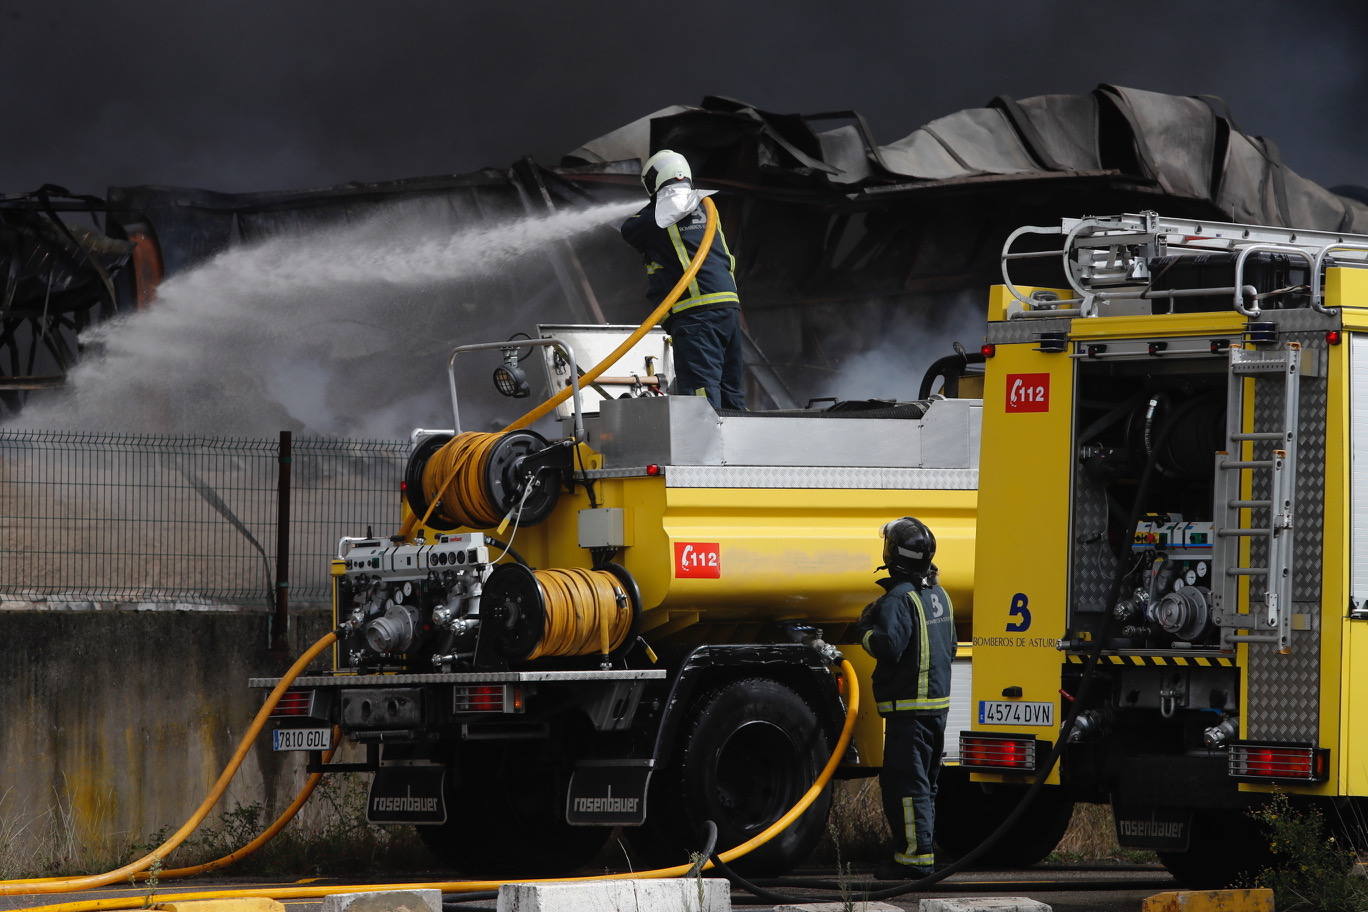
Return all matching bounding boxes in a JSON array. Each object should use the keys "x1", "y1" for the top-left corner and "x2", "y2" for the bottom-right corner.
[
  {"x1": 1246, "y1": 333, "x2": 1325, "y2": 742},
  {"x1": 985, "y1": 316, "x2": 1072, "y2": 344},
  {"x1": 1069, "y1": 466, "x2": 1117, "y2": 615}
]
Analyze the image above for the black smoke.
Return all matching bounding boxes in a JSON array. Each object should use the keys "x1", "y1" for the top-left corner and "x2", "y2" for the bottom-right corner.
[{"x1": 1, "y1": 0, "x2": 1365, "y2": 195}]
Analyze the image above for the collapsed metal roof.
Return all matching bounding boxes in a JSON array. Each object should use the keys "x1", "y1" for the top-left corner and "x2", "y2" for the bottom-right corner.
[
  {"x1": 2, "y1": 84, "x2": 1365, "y2": 419},
  {"x1": 567, "y1": 86, "x2": 1368, "y2": 232}
]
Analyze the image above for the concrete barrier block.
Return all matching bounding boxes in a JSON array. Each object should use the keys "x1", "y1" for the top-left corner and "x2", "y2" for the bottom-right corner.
[
  {"x1": 1141, "y1": 889, "x2": 1275, "y2": 912},
  {"x1": 496, "y1": 878, "x2": 730, "y2": 912},
  {"x1": 320, "y1": 889, "x2": 442, "y2": 912},
  {"x1": 156, "y1": 901, "x2": 284, "y2": 912},
  {"x1": 774, "y1": 903, "x2": 902, "y2": 912},
  {"x1": 918, "y1": 899, "x2": 1052, "y2": 912}
]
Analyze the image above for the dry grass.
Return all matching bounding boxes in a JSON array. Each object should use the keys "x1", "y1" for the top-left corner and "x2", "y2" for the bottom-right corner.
[
  {"x1": 814, "y1": 780, "x2": 1155, "y2": 866},
  {"x1": 813, "y1": 778, "x2": 890, "y2": 864},
  {"x1": 0, "y1": 784, "x2": 130, "y2": 880},
  {"x1": 1050, "y1": 802, "x2": 1156, "y2": 864}
]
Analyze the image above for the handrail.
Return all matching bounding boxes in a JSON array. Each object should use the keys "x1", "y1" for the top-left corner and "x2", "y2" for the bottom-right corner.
[
  {"x1": 1310, "y1": 242, "x2": 1368, "y2": 314},
  {"x1": 1231, "y1": 244, "x2": 1316, "y2": 317},
  {"x1": 998, "y1": 223, "x2": 1084, "y2": 314},
  {"x1": 446, "y1": 338, "x2": 584, "y2": 441}
]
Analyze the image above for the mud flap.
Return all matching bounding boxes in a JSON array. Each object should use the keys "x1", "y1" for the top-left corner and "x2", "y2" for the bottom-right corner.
[
  {"x1": 566, "y1": 760, "x2": 651, "y2": 826},
  {"x1": 367, "y1": 765, "x2": 447, "y2": 825}
]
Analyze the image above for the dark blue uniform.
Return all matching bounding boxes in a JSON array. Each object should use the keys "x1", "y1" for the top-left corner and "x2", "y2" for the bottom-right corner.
[
  {"x1": 858, "y1": 577, "x2": 956, "y2": 871},
  {"x1": 620, "y1": 202, "x2": 745, "y2": 410}
]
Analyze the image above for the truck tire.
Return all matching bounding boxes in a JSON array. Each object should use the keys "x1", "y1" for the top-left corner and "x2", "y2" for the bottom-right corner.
[
  {"x1": 416, "y1": 748, "x2": 612, "y2": 876},
  {"x1": 630, "y1": 677, "x2": 833, "y2": 875},
  {"x1": 934, "y1": 767, "x2": 1073, "y2": 867}
]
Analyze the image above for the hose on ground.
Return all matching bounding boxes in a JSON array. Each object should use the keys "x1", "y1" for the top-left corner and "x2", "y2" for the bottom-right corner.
[
  {"x1": 0, "y1": 631, "x2": 338, "y2": 896},
  {"x1": 136, "y1": 726, "x2": 342, "y2": 882},
  {"x1": 397, "y1": 196, "x2": 719, "y2": 542},
  {"x1": 9, "y1": 658, "x2": 856, "y2": 912},
  {"x1": 9, "y1": 728, "x2": 343, "y2": 887},
  {"x1": 686, "y1": 820, "x2": 719, "y2": 878}
]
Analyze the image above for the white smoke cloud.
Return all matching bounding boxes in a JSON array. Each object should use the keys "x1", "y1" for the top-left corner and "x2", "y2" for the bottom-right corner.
[{"x1": 822, "y1": 289, "x2": 987, "y2": 403}]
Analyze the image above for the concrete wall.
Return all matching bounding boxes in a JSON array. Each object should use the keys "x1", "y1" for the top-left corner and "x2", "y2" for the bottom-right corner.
[{"x1": 0, "y1": 607, "x2": 335, "y2": 857}]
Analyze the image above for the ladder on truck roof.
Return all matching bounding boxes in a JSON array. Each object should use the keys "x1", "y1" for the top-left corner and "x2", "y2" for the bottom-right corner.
[
  {"x1": 1211, "y1": 343, "x2": 1301, "y2": 653},
  {"x1": 1000, "y1": 211, "x2": 1368, "y2": 319}
]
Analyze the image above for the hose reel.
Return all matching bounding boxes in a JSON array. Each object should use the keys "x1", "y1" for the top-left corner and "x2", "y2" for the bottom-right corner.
[
  {"x1": 404, "y1": 430, "x2": 566, "y2": 531},
  {"x1": 481, "y1": 562, "x2": 639, "y2": 661}
]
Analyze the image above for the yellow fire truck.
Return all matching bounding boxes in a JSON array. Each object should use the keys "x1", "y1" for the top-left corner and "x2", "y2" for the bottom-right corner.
[
  {"x1": 960, "y1": 211, "x2": 1368, "y2": 886},
  {"x1": 257, "y1": 209, "x2": 1368, "y2": 887}
]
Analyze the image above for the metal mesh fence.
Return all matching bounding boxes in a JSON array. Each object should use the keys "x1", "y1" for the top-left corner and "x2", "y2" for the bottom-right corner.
[{"x1": 0, "y1": 430, "x2": 407, "y2": 606}]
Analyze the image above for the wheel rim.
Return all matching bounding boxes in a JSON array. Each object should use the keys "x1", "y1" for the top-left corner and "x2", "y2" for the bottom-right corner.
[{"x1": 713, "y1": 720, "x2": 802, "y2": 831}]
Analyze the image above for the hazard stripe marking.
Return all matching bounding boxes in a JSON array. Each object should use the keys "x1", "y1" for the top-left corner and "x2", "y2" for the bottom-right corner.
[{"x1": 1063, "y1": 654, "x2": 1235, "y2": 666}]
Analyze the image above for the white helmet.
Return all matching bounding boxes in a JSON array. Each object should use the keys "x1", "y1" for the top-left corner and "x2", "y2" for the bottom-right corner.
[{"x1": 641, "y1": 149, "x2": 692, "y2": 195}]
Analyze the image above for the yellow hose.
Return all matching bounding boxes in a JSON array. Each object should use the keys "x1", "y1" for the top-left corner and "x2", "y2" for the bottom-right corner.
[
  {"x1": 135, "y1": 727, "x2": 342, "y2": 881},
  {"x1": 527, "y1": 567, "x2": 632, "y2": 660},
  {"x1": 9, "y1": 730, "x2": 340, "y2": 887},
  {"x1": 399, "y1": 195, "x2": 720, "y2": 541},
  {"x1": 0, "y1": 632, "x2": 338, "y2": 896},
  {"x1": 12, "y1": 658, "x2": 857, "y2": 912},
  {"x1": 506, "y1": 195, "x2": 719, "y2": 431}
]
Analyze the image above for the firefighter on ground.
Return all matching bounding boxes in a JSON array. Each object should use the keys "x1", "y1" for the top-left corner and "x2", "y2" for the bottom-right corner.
[
  {"x1": 856, "y1": 516, "x2": 956, "y2": 880},
  {"x1": 621, "y1": 149, "x2": 746, "y2": 410}
]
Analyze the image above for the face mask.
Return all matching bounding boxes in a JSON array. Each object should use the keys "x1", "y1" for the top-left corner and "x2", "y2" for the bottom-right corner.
[{"x1": 654, "y1": 182, "x2": 701, "y2": 228}]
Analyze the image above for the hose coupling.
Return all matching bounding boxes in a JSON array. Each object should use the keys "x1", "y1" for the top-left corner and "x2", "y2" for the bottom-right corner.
[
  {"x1": 810, "y1": 637, "x2": 843, "y2": 666},
  {"x1": 1203, "y1": 715, "x2": 1239, "y2": 749}
]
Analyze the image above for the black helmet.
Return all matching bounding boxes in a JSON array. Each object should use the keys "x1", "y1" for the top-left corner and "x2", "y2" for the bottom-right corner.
[{"x1": 880, "y1": 517, "x2": 936, "y2": 581}]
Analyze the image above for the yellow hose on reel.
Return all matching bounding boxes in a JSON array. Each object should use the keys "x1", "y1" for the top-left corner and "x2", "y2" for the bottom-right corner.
[
  {"x1": 528, "y1": 567, "x2": 632, "y2": 659},
  {"x1": 400, "y1": 196, "x2": 720, "y2": 541},
  {"x1": 415, "y1": 431, "x2": 506, "y2": 530}
]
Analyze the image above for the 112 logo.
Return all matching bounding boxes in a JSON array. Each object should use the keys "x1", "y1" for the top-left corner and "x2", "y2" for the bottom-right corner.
[{"x1": 1005, "y1": 373, "x2": 1050, "y2": 413}]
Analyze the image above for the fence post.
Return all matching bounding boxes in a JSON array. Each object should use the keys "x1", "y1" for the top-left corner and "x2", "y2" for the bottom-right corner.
[{"x1": 272, "y1": 430, "x2": 292, "y2": 655}]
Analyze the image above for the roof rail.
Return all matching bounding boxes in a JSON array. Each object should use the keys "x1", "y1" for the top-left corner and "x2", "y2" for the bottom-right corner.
[{"x1": 1000, "y1": 211, "x2": 1368, "y2": 319}]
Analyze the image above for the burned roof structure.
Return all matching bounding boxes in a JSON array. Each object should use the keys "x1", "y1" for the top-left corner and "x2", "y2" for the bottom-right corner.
[{"x1": 3, "y1": 84, "x2": 1365, "y2": 417}]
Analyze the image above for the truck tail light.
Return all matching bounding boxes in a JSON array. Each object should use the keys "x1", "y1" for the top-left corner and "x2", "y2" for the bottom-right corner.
[
  {"x1": 1229, "y1": 742, "x2": 1328, "y2": 782},
  {"x1": 270, "y1": 688, "x2": 316, "y2": 718},
  {"x1": 453, "y1": 684, "x2": 523, "y2": 713},
  {"x1": 959, "y1": 732, "x2": 1042, "y2": 773}
]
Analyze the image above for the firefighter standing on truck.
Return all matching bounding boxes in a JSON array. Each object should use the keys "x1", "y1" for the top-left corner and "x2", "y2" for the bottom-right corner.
[
  {"x1": 857, "y1": 516, "x2": 956, "y2": 880},
  {"x1": 621, "y1": 149, "x2": 745, "y2": 410}
]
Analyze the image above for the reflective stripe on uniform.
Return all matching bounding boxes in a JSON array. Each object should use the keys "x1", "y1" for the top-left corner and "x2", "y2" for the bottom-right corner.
[
  {"x1": 909, "y1": 590, "x2": 930, "y2": 699},
  {"x1": 861, "y1": 628, "x2": 875, "y2": 654},
  {"x1": 671, "y1": 290, "x2": 739, "y2": 313},
  {"x1": 645, "y1": 262, "x2": 663, "y2": 275},
  {"x1": 876, "y1": 697, "x2": 951, "y2": 713},
  {"x1": 666, "y1": 223, "x2": 702, "y2": 299},
  {"x1": 892, "y1": 852, "x2": 935, "y2": 866},
  {"x1": 901, "y1": 796, "x2": 916, "y2": 857},
  {"x1": 717, "y1": 224, "x2": 736, "y2": 274}
]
